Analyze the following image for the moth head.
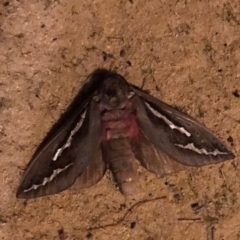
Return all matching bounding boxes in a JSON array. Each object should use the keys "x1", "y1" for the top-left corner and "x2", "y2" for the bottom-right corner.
[{"x1": 95, "y1": 76, "x2": 135, "y2": 110}]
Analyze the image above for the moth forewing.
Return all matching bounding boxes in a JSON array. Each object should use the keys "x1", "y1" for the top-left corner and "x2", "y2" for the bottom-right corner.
[
  {"x1": 132, "y1": 87, "x2": 234, "y2": 166},
  {"x1": 17, "y1": 100, "x2": 103, "y2": 198}
]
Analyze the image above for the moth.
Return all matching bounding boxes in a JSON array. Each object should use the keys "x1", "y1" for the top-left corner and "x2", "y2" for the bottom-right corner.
[{"x1": 16, "y1": 69, "x2": 235, "y2": 198}]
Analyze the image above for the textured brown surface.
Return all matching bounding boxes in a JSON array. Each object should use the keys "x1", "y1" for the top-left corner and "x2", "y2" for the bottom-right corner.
[{"x1": 0, "y1": 1, "x2": 240, "y2": 239}]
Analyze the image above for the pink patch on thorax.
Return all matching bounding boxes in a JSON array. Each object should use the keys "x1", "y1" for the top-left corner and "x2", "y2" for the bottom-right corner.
[{"x1": 101, "y1": 107, "x2": 139, "y2": 141}]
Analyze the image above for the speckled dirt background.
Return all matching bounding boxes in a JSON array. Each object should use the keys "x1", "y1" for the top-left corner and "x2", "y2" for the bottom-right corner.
[{"x1": 1, "y1": 0, "x2": 240, "y2": 239}]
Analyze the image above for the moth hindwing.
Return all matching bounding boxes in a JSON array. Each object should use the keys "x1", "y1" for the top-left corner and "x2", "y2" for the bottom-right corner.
[{"x1": 16, "y1": 69, "x2": 235, "y2": 198}]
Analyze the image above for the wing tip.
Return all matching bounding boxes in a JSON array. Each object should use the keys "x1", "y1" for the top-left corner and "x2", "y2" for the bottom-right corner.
[
  {"x1": 16, "y1": 190, "x2": 25, "y2": 199},
  {"x1": 227, "y1": 151, "x2": 235, "y2": 160}
]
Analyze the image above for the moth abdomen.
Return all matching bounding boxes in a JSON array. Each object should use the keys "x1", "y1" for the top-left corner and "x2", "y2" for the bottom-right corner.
[
  {"x1": 99, "y1": 91, "x2": 140, "y2": 195},
  {"x1": 102, "y1": 138, "x2": 138, "y2": 196}
]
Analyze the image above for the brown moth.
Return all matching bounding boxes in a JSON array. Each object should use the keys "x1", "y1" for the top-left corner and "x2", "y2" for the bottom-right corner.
[{"x1": 16, "y1": 69, "x2": 235, "y2": 198}]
